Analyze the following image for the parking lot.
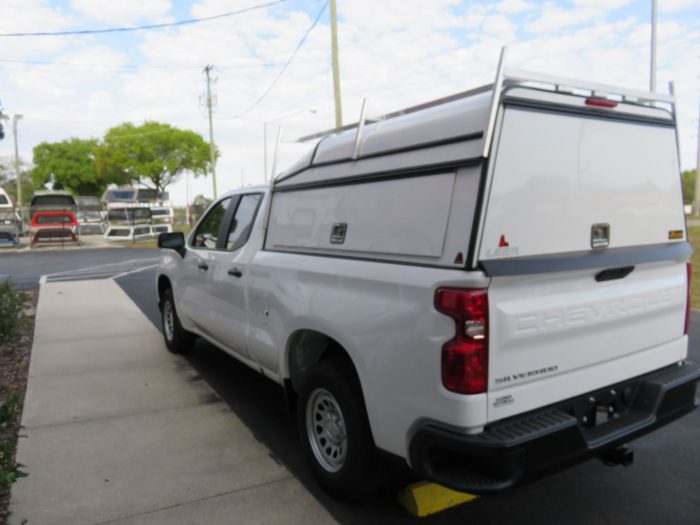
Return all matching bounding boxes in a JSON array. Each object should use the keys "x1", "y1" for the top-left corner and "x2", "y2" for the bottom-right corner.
[{"x1": 3, "y1": 249, "x2": 700, "y2": 524}]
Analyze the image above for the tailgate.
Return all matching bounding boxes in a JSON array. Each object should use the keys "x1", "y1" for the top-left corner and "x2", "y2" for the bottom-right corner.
[{"x1": 476, "y1": 90, "x2": 690, "y2": 421}]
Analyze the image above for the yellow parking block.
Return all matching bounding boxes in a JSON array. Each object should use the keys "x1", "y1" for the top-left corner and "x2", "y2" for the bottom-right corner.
[{"x1": 397, "y1": 481, "x2": 478, "y2": 517}]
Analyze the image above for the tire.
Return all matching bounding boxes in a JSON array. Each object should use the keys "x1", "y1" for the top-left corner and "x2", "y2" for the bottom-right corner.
[
  {"x1": 160, "y1": 288, "x2": 195, "y2": 354},
  {"x1": 297, "y1": 358, "x2": 382, "y2": 498}
]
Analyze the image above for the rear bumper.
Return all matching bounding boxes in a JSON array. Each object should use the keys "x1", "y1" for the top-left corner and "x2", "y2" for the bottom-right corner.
[{"x1": 409, "y1": 361, "x2": 700, "y2": 494}]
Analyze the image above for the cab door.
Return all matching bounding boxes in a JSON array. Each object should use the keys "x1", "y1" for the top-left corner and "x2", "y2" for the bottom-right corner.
[
  {"x1": 206, "y1": 193, "x2": 264, "y2": 358},
  {"x1": 178, "y1": 196, "x2": 235, "y2": 335}
]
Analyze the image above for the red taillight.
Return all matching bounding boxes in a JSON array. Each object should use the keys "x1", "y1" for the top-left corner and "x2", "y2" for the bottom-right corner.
[
  {"x1": 685, "y1": 262, "x2": 691, "y2": 336},
  {"x1": 585, "y1": 97, "x2": 618, "y2": 108},
  {"x1": 435, "y1": 288, "x2": 488, "y2": 395}
]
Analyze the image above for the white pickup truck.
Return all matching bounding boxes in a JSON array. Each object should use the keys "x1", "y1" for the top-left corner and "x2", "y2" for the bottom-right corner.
[{"x1": 156, "y1": 57, "x2": 699, "y2": 498}]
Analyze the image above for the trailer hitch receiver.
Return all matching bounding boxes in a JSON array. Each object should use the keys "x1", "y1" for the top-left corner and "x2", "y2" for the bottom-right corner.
[{"x1": 600, "y1": 446, "x2": 634, "y2": 467}]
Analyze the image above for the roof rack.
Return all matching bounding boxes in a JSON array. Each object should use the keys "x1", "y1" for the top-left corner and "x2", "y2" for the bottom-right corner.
[
  {"x1": 295, "y1": 46, "x2": 677, "y2": 158},
  {"x1": 486, "y1": 47, "x2": 676, "y2": 156},
  {"x1": 295, "y1": 84, "x2": 492, "y2": 143}
]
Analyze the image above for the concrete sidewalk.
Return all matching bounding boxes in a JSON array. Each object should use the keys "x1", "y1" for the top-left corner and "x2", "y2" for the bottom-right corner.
[{"x1": 10, "y1": 279, "x2": 334, "y2": 525}]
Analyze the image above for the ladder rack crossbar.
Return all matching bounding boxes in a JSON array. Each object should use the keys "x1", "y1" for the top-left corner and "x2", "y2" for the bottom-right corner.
[{"x1": 503, "y1": 67, "x2": 674, "y2": 104}]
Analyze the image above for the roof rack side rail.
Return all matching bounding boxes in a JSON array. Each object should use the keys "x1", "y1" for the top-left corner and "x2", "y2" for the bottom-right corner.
[{"x1": 296, "y1": 85, "x2": 492, "y2": 143}]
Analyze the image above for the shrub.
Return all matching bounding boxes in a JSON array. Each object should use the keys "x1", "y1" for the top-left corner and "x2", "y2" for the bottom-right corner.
[
  {"x1": 0, "y1": 281, "x2": 26, "y2": 343},
  {"x1": 0, "y1": 393, "x2": 27, "y2": 489}
]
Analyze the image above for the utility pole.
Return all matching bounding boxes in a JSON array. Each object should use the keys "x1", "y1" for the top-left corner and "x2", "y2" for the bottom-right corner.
[
  {"x1": 650, "y1": 0, "x2": 657, "y2": 92},
  {"x1": 694, "y1": 98, "x2": 700, "y2": 215},
  {"x1": 330, "y1": 0, "x2": 343, "y2": 127},
  {"x1": 203, "y1": 64, "x2": 218, "y2": 198},
  {"x1": 12, "y1": 114, "x2": 23, "y2": 215}
]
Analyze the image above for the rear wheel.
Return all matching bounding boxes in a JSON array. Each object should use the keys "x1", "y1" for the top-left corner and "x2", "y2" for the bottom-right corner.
[
  {"x1": 160, "y1": 288, "x2": 195, "y2": 354},
  {"x1": 297, "y1": 358, "x2": 382, "y2": 498}
]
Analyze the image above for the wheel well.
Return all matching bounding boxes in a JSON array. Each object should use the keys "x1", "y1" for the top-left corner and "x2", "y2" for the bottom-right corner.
[
  {"x1": 157, "y1": 275, "x2": 171, "y2": 306},
  {"x1": 286, "y1": 330, "x2": 358, "y2": 394}
]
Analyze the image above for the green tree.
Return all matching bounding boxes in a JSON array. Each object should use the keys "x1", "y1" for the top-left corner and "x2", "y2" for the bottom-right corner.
[
  {"x1": 682, "y1": 170, "x2": 696, "y2": 206},
  {"x1": 97, "y1": 121, "x2": 212, "y2": 193},
  {"x1": 31, "y1": 138, "x2": 121, "y2": 196},
  {"x1": 2, "y1": 173, "x2": 35, "y2": 208}
]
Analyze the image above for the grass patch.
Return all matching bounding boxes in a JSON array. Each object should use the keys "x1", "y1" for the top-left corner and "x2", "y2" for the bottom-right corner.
[{"x1": 688, "y1": 226, "x2": 700, "y2": 309}]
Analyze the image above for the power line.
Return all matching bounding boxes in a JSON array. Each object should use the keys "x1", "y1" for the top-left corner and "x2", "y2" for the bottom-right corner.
[
  {"x1": 0, "y1": 0, "x2": 286, "y2": 37},
  {"x1": 0, "y1": 57, "x2": 327, "y2": 74},
  {"x1": 221, "y1": 0, "x2": 328, "y2": 120}
]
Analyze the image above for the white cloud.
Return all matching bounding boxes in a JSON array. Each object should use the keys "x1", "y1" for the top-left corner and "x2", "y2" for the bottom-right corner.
[
  {"x1": 69, "y1": 0, "x2": 172, "y2": 25},
  {"x1": 572, "y1": 0, "x2": 632, "y2": 8},
  {"x1": 525, "y1": 3, "x2": 600, "y2": 33},
  {"x1": 496, "y1": 0, "x2": 535, "y2": 14},
  {"x1": 0, "y1": 0, "x2": 78, "y2": 57},
  {"x1": 659, "y1": 0, "x2": 700, "y2": 12}
]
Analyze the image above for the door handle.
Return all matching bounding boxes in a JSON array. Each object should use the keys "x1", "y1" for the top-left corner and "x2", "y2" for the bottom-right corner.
[
  {"x1": 595, "y1": 266, "x2": 634, "y2": 282},
  {"x1": 197, "y1": 262, "x2": 209, "y2": 271},
  {"x1": 228, "y1": 267, "x2": 243, "y2": 278}
]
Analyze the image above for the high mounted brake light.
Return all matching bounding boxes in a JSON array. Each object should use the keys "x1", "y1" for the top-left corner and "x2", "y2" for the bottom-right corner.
[
  {"x1": 585, "y1": 97, "x2": 618, "y2": 108},
  {"x1": 435, "y1": 288, "x2": 488, "y2": 395}
]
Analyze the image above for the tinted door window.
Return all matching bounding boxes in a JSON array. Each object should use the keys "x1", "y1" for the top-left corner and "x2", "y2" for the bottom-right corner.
[
  {"x1": 226, "y1": 194, "x2": 262, "y2": 251},
  {"x1": 193, "y1": 198, "x2": 231, "y2": 249}
]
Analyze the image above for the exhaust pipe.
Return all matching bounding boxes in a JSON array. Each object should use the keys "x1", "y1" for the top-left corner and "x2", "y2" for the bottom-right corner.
[{"x1": 600, "y1": 446, "x2": 634, "y2": 467}]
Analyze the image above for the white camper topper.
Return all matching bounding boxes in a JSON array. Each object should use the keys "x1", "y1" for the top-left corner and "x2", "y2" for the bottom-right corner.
[{"x1": 269, "y1": 54, "x2": 690, "y2": 429}]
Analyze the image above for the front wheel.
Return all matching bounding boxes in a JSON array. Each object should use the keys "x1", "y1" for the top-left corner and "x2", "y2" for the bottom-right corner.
[
  {"x1": 297, "y1": 358, "x2": 382, "y2": 498},
  {"x1": 160, "y1": 288, "x2": 195, "y2": 354}
]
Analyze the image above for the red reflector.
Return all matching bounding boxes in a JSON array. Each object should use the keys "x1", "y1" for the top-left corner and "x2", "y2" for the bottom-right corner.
[
  {"x1": 685, "y1": 262, "x2": 691, "y2": 336},
  {"x1": 442, "y1": 339, "x2": 487, "y2": 394},
  {"x1": 435, "y1": 288, "x2": 488, "y2": 395},
  {"x1": 585, "y1": 97, "x2": 618, "y2": 108}
]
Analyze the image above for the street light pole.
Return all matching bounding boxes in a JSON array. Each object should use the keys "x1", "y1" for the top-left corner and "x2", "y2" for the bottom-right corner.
[
  {"x1": 650, "y1": 0, "x2": 657, "y2": 92},
  {"x1": 204, "y1": 64, "x2": 218, "y2": 198},
  {"x1": 12, "y1": 114, "x2": 23, "y2": 214}
]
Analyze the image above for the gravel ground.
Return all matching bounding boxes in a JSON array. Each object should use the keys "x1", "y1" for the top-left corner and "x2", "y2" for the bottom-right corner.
[{"x1": 0, "y1": 292, "x2": 37, "y2": 525}]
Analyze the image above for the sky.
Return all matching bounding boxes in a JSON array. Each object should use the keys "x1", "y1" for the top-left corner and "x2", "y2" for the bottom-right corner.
[{"x1": 0, "y1": 0, "x2": 698, "y2": 205}]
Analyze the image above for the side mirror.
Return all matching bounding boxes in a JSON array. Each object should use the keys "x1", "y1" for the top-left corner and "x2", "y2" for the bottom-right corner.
[{"x1": 158, "y1": 232, "x2": 186, "y2": 257}]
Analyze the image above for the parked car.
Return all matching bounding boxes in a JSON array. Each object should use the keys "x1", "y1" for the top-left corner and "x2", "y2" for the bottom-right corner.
[{"x1": 155, "y1": 57, "x2": 699, "y2": 498}]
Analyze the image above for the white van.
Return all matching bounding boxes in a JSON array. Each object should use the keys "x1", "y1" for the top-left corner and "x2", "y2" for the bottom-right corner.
[{"x1": 157, "y1": 52, "x2": 698, "y2": 497}]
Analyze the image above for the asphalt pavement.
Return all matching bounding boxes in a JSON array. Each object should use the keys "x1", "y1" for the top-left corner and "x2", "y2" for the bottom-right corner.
[
  {"x1": 0, "y1": 247, "x2": 158, "y2": 289},
  {"x1": 116, "y1": 267, "x2": 700, "y2": 525}
]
